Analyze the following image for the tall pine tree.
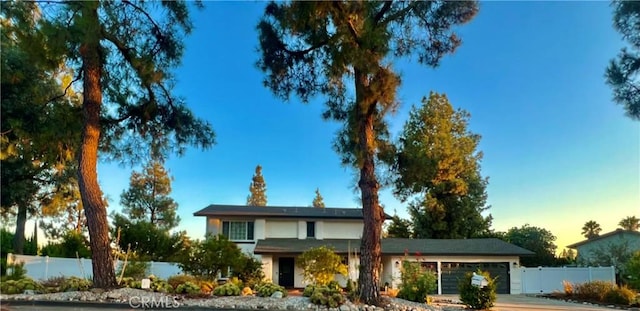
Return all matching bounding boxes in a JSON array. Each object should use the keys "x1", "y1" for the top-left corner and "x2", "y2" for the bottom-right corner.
[
  {"x1": 257, "y1": 1, "x2": 478, "y2": 303},
  {"x1": 312, "y1": 188, "x2": 325, "y2": 208},
  {"x1": 247, "y1": 165, "x2": 267, "y2": 206}
]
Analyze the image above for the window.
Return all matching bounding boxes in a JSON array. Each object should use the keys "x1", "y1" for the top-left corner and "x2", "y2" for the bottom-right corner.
[
  {"x1": 222, "y1": 221, "x2": 254, "y2": 241},
  {"x1": 306, "y1": 221, "x2": 315, "y2": 238}
]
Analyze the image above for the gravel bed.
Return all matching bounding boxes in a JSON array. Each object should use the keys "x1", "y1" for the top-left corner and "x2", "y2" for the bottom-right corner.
[{"x1": 0, "y1": 288, "x2": 466, "y2": 311}]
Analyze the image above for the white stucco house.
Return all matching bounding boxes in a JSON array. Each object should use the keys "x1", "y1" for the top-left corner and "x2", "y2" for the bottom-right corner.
[{"x1": 194, "y1": 204, "x2": 534, "y2": 294}]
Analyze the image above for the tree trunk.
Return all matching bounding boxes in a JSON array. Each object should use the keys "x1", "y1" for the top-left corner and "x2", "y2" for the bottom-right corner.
[
  {"x1": 355, "y1": 70, "x2": 385, "y2": 305},
  {"x1": 12, "y1": 203, "x2": 27, "y2": 254},
  {"x1": 78, "y1": 2, "x2": 116, "y2": 289}
]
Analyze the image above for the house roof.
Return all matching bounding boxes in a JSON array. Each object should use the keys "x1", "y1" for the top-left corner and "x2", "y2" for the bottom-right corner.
[
  {"x1": 193, "y1": 204, "x2": 392, "y2": 220},
  {"x1": 254, "y1": 238, "x2": 535, "y2": 256},
  {"x1": 566, "y1": 229, "x2": 640, "y2": 249}
]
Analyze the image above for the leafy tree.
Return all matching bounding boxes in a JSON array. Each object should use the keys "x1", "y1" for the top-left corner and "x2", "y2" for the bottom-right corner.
[
  {"x1": 582, "y1": 220, "x2": 602, "y2": 239},
  {"x1": 120, "y1": 160, "x2": 180, "y2": 230},
  {"x1": 257, "y1": 1, "x2": 478, "y2": 303},
  {"x1": 297, "y1": 246, "x2": 347, "y2": 286},
  {"x1": 9, "y1": 0, "x2": 217, "y2": 288},
  {"x1": 178, "y1": 234, "x2": 245, "y2": 280},
  {"x1": 39, "y1": 177, "x2": 87, "y2": 240},
  {"x1": 40, "y1": 230, "x2": 92, "y2": 259},
  {"x1": 504, "y1": 224, "x2": 557, "y2": 267},
  {"x1": 111, "y1": 213, "x2": 190, "y2": 262},
  {"x1": 557, "y1": 248, "x2": 577, "y2": 266},
  {"x1": 247, "y1": 165, "x2": 267, "y2": 206},
  {"x1": 385, "y1": 214, "x2": 412, "y2": 238},
  {"x1": 623, "y1": 251, "x2": 640, "y2": 290},
  {"x1": 580, "y1": 241, "x2": 634, "y2": 284},
  {"x1": 1, "y1": 2, "x2": 81, "y2": 254},
  {"x1": 393, "y1": 93, "x2": 492, "y2": 239},
  {"x1": 618, "y1": 216, "x2": 639, "y2": 231},
  {"x1": 605, "y1": 1, "x2": 640, "y2": 120},
  {"x1": 312, "y1": 188, "x2": 325, "y2": 208}
]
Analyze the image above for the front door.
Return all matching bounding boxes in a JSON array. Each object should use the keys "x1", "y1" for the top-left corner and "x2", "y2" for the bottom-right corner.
[{"x1": 278, "y1": 257, "x2": 295, "y2": 287}]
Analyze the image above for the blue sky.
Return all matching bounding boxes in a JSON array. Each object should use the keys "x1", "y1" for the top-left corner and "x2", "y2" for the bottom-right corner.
[{"x1": 83, "y1": 1, "x2": 639, "y2": 253}]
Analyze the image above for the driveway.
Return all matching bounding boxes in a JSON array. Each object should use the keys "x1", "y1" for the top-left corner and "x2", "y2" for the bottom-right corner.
[{"x1": 435, "y1": 294, "x2": 614, "y2": 311}]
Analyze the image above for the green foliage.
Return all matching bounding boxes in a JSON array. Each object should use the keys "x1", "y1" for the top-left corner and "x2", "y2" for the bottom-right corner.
[
  {"x1": 297, "y1": 246, "x2": 347, "y2": 286},
  {"x1": 605, "y1": 1, "x2": 640, "y2": 120},
  {"x1": 151, "y1": 279, "x2": 174, "y2": 293},
  {"x1": 4, "y1": 262, "x2": 27, "y2": 281},
  {"x1": 309, "y1": 286, "x2": 346, "y2": 308},
  {"x1": 581, "y1": 241, "x2": 634, "y2": 279},
  {"x1": 503, "y1": 224, "x2": 557, "y2": 267},
  {"x1": 257, "y1": 3, "x2": 478, "y2": 303},
  {"x1": 458, "y1": 270, "x2": 497, "y2": 310},
  {"x1": 213, "y1": 282, "x2": 240, "y2": 296},
  {"x1": 619, "y1": 216, "x2": 639, "y2": 231},
  {"x1": 385, "y1": 214, "x2": 413, "y2": 238},
  {"x1": 303, "y1": 284, "x2": 318, "y2": 297},
  {"x1": 120, "y1": 160, "x2": 180, "y2": 230},
  {"x1": 345, "y1": 279, "x2": 355, "y2": 293},
  {"x1": 397, "y1": 261, "x2": 437, "y2": 302},
  {"x1": 167, "y1": 275, "x2": 198, "y2": 289},
  {"x1": 312, "y1": 188, "x2": 325, "y2": 208},
  {"x1": 175, "y1": 281, "x2": 201, "y2": 295},
  {"x1": 624, "y1": 251, "x2": 640, "y2": 290},
  {"x1": 40, "y1": 276, "x2": 67, "y2": 293},
  {"x1": 575, "y1": 281, "x2": 616, "y2": 301},
  {"x1": 231, "y1": 255, "x2": 264, "y2": 289},
  {"x1": 111, "y1": 213, "x2": 191, "y2": 262},
  {"x1": 255, "y1": 282, "x2": 286, "y2": 297},
  {"x1": 391, "y1": 93, "x2": 491, "y2": 239},
  {"x1": 246, "y1": 165, "x2": 267, "y2": 206},
  {"x1": 116, "y1": 260, "x2": 149, "y2": 280},
  {"x1": 0, "y1": 277, "x2": 44, "y2": 294},
  {"x1": 40, "y1": 231, "x2": 91, "y2": 259},
  {"x1": 604, "y1": 286, "x2": 636, "y2": 305},
  {"x1": 581, "y1": 220, "x2": 602, "y2": 239},
  {"x1": 60, "y1": 277, "x2": 92, "y2": 292},
  {"x1": 178, "y1": 234, "x2": 245, "y2": 280}
]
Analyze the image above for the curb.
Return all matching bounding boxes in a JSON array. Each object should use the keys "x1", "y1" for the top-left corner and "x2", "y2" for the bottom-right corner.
[{"x1": 0, "y1": 300, "x2": 263, "y2": 311}]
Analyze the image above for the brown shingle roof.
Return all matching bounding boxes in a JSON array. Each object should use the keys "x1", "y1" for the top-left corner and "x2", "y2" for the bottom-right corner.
[
  {"x1": 193, "y1": 204, "x2": 392, "y2": 220},
  {"x1": 254, "y1": 238, "x2": 535, "y2": 256}
]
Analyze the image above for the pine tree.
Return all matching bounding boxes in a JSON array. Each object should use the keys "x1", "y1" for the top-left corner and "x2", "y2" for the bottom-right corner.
[
  {"x1": 257, "y1": 2, "x2": 478, "y2": 303},
  {"x1": 312, "y1": 188, "x2": 325, "y2": 208},
  {"x1": 247, "y1": 165, "x2": 267, "y2": 206}
]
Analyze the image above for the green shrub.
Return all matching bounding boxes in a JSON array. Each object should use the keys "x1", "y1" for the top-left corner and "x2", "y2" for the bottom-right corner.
[
  {"x1": 227, "y1": 276, "x2": 244, "y2": 289},
  {"x1": 458, "y1": 270, "x2": 497, "y2": 310},
  {"x1": 167, "y1": 274, "x2": 198, "y2": 289},
  {"x1": 624, "y1": 251, "x2": 640, "y2": 291},
  {"x1": 604, "y1": 286, "x2": 636, "y2": 305},
  {"x1": 175, "y1": 281, "x2": 201, "y2": 295},
  {"x1": 60, "y1": 277, "x2": 92, "y2": 292},
  {"x1": 0, "y1": 277, "x2": 44, "y2": 294},
  {"x1": 255, "y1": 282, "x2": 287, "y2": 297},
  {"x1": 116, "y1": 260, "x2": 149, "y2": 279},
  {"x1": 303, "y1": 284, "x2": 317, "y2": 297},
  {"x1": 296, "y1": 246, "x2": 347, "y2": 286},
  {"x1": 575, "y1": 281, "x2": 616, "y2": 302},
  {"x1": 41, "y1": 276, "x2": 67, "y2": 293},
  {"x1": 213, "y1": 282, "x2": 240, "y2": 296},
  {"x1": 309, "y1": 286, "x2": 345, "y2": 308},
  {"x1": 397, "y1": 261, "x2": 437, "y2": 303},
  {"x1": 4, "y1": 262, "x2": 27, "y2": 281},
  {"x1": 232, "y1": 255, "x2": 265, "y2": 289},
  {"x1": 151, "y1": 279, "x2": 174, "y2": 293},
  {"x1": 345, "y1": 279, "x2": 355, "y2": 293}
]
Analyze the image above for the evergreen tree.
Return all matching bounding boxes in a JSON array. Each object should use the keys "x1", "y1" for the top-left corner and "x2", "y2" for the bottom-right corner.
[
  {"x1": 392, "y1": 93, "x2": 491, "y2": 239},
  {"x1": 385, "y1": 214, "x2": 412, "y2": 238},
  {"x1": 120, "y1": 159, "x2": 180, "y2": 231},
  {"x1": 582, "y1": 220, "x2": 602, "y2": 239},
  {"x1": 247, "y1": 165, "x2": 267, "y2": 206},
  {"x1": 605, "y1": 1, "x2": 640, "y2": 120},
  {"x1": 257, "y1": 2, "x2": 478, "y2": 303},
  {"x1": 3, "y1": 1, "x2": 216, "y2": 288},
  {"x1": 312, "y1": 188, "x2": 325, "y2": 208}
]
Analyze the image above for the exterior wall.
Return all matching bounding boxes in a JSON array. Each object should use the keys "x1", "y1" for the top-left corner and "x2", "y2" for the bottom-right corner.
[
  {"x1": 322, "y1": 221, "x2": 363, "y2": 239},
  {"x1": 261, "y1": 255, "x2": 273, "y2": 282},
  {"x1": 265, "y1": 220, "x2": 298, "y2": 238},
  {"x1": 576, "y1": 232, "x2": 640, "y2": 264},
  {"x1": 383, "y1": 255, "x2": 521, "y2": 294},
  {"x1": 206, "y1": 217, "x2": 221, "y2": 235}
]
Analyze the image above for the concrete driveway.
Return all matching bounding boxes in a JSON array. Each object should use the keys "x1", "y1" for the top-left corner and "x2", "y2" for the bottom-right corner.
[{"x1": 435, "y1": 294, "x2": 614, "y2": 311}]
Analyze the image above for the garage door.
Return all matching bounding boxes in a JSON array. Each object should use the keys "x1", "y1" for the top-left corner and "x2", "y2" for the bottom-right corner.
[{"x1": 440, "y1": 262, "x2": 510, "y2": 294}]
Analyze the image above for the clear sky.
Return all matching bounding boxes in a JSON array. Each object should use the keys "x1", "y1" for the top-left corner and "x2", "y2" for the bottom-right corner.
[{"x1": 53, "y1": 1, "x2": 638, "y2": 255}]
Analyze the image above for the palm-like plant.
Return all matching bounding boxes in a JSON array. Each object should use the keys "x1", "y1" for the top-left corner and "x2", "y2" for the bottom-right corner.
[
  {"x1": 619, "y1": 216, "x2": 640, "y2": 231},
  {"x1": 581, "y1": 220, "x2": 602, "y2": 239}
]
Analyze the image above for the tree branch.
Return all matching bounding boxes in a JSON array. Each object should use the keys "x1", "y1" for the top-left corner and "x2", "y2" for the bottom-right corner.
[
  {"x1": 380, "y1": 1, "x2": 420, "y2": 26},
  {"x1": 121, "y1": 0, "x2": 164, "y2": 41},
  {"x1": 46, "y1": 72, "x2": 83, "y2": 104},
  {"x1": 374, "y1": 1, "x2": 393, "y2": 26}
]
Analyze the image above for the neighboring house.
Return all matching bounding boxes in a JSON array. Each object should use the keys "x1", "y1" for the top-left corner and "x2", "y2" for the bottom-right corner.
[
  {"x1": 194, "y1": 204, "x2": 534, "y2": 294},
  {"x1": 567, "y1": 229, "x2": 640, "y2": 266}
]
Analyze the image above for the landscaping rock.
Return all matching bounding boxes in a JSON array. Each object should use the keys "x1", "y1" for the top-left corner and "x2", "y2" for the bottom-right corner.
[{"x1": 271, "y1": 291, "x2": 283, "y2": 298}]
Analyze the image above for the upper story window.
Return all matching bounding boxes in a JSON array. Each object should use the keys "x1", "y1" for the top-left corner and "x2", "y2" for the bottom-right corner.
[
  {"x1": 307, "y1": 221, "x2": 315, "y2": 238},
  {"x1": 222, "y1": 221, "x2": 254, "y2": 241}
]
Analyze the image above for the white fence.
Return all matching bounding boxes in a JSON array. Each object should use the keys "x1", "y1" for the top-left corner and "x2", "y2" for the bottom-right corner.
[
  {"x1": 7, "y1": 254, "x2": 183, "y2": 280},
  {"x1": 519, "y1": 266, "x2": 616, "y2": 294}
]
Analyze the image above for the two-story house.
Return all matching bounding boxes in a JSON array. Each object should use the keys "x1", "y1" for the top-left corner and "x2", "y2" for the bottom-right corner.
[
  {"x1": 194, "y1": 204, "x2": 534, "y2": 294},
  {"x1": 567, "y1": 229, "x2": 640, "y2": 266}
]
